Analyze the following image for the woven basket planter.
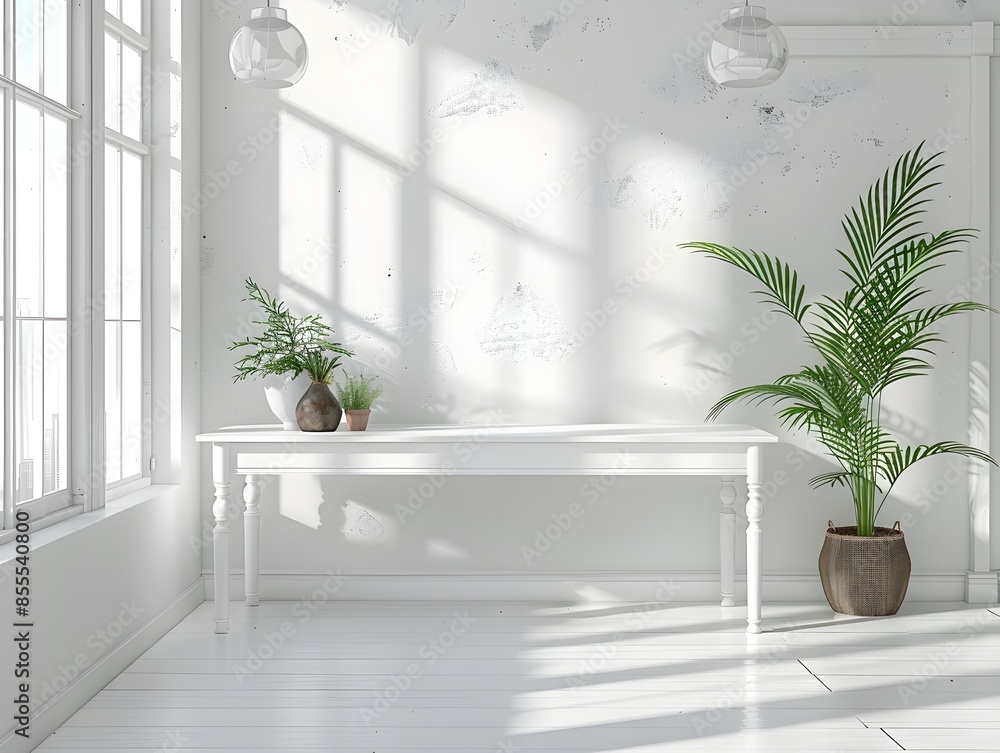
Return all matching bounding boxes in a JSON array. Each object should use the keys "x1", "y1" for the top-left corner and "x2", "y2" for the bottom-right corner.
[{"x1": 818, "y1": 521, "x2": 911, "y2": 616}]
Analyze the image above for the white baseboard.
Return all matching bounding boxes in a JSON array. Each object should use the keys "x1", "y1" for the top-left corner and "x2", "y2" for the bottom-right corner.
[
  {"x1": 966, "y1": 570, "x2": 1000, "y2": 603},
  {"x1": 203, "y1": 570, "x2": 972, "y2": 604},
  {"x1": 0, "y1": 579, "x2": 204, "y2": 753}
]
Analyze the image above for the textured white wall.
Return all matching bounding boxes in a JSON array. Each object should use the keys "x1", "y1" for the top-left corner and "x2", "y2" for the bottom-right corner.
[{"x1": 200, "y1": 0, "x2": 996, "y2": 588}]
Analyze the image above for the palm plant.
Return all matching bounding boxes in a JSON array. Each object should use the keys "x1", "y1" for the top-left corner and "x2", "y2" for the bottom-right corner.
[{"x1": 681, "y1": 144, "x2": 995, "y2": 536}]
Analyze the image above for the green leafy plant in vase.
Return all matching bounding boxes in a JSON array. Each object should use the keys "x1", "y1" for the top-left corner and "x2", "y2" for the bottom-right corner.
[
  {"x1": 681, "y1": 144, "x2": 996, "y2": 615},
  {"x1": 335, "y1": 373, "x2": 384, "y2": 431},
  {"x1": 229, "y1": 278, "x2": 352, "y2": 429},
  {"x1": 295, "y1": 351, "x2": 349, "y2": 432}
]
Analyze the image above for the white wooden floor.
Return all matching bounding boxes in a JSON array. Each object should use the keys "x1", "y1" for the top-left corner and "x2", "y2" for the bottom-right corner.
[{"x1": 38, "y1": 600, "x2": 1000, "y2": 751}]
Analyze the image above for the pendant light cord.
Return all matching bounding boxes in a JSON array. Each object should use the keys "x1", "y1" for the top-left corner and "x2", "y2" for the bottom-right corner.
[{"x1": 264, "y1": 0, "x2": 272, "y2": 81}]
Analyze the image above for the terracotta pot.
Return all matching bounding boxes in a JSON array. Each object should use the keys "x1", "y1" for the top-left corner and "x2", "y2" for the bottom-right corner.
[
  {"x1": 263, "y1": 373, "x2": 311, "y2": 430},
  {"x1": 818, "y1": 521, "x2": 910, "y2": 616},
  {"x1": 345, "y1": 409, "x2": 371, "y2": 431},
  {"x1": 295, "y1": 382, "x2": 342, "y2": 432}
]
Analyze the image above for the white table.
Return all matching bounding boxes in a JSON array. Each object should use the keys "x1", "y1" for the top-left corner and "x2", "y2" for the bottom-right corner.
[{"x1": 195, "y1": 424, "x2": 778, "y2": 634}]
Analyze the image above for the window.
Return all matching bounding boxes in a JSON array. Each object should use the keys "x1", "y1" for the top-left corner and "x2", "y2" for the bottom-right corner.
[
  {"x1": 4, "y1": 0, "x2": 73, "y2": 525},
  {"x1": 1, "y1": 1, "x2": 155, "y2": 535},
  {"x1": 103, "y1": 5, "x2": 149, "y2": 487}
]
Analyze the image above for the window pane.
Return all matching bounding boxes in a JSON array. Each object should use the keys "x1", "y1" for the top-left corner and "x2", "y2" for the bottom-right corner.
[
  {"x1": 122, "y1": 151, "x2": 142, "y2": 320},
  {"x1": 42, "y1": 322, "x2": 68, "y2": 494},
  {"x1": 105, "y1": 322, "x2": 121, "y2": 484},
  {"x1": 105, "y1": 145, "x2": 121, "y2": 320},
  {"x1": 15, "y1": 0, "x2": 41, "y2": 91},
  {"x1": 15, "y1": 320, "x2": 43, "y2": 503},
  {"x1": 15, "y1": 102, "x2": 42, "y2": 319},
  {"x1": 121, "y1": 322, "x2": 142, "y2": 478},
  {"x1": 106, "y1": 0, "x2": 119, "y2": 18},
  {"x1": 44, "y1": 116, "x2": 68, "y2": 319},
  {"x1": 122, "y1": 0, "x2": 141, "y2": 33},
  {"x1": 105, "y1": 33, "x2": 121, "y2": 132},
  {"x1": 0, "y1": 111, "x2": 4, "y2": 512},
  {"x1": 43, "y1": 0, "x2": 68, "y2": 104},
  {"x1": 122, "y1": 43, "x2": 143, "y2": 141},
  {"x1": 0, "y1": 328, "x2": 4, "y2": 510}
]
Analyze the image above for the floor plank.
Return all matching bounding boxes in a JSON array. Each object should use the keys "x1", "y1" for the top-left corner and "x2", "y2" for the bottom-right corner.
[{"x1": 36, "y1": 601, "x2": 1000, "y2": 751}]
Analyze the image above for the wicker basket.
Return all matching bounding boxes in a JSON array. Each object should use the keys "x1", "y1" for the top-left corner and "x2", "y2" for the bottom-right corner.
[{"x1": 818, "y1": 521, "x2": 911, "y2": 616}]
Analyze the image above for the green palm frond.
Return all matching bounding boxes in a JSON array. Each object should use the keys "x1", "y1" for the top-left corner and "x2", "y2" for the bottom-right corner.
[
  {"x1": 880, "y1": 442, "x2": 997, "y2": 487},
  {"x1": 706, "y1": 381, "x2": 827, "y2": 423},
  {"x1": 809, "y1": 471, "x2": 851, "y2": 489},
  {"x1": 680, "y1": 243, "x2": 811, "y2": 323},
  {"x1": 842, "y1": 142, "x2": 942, "y2": 282},
  {"x1": 683, "y1": 144, "x2": 996, "y2": 535}
]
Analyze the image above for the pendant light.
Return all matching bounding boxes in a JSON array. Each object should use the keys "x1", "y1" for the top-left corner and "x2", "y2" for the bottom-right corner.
[
  {"x1": 229, "y1": 1, "x2": 309, "y2": 88},
  {"x1": 705, "y1": 2, "x2": 788, "y2": 88}
]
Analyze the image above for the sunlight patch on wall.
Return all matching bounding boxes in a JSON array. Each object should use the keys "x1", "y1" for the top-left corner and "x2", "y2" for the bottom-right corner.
[
  {"x1": 279, "y1": 475, "x2": 323, "y2": 530},
  {"x1": 426, "y1": 538, "x2": 472, "y2": 561},
  {"x1": 342, "y1": 499, "x2": 388, "y2": 542},
  {"x1": 277, "y1": 114, "x2": 336, "y2": 314},
  {"x1": 288, "y1": 0, "x2": 420, "y2": 167},
  {"x1": 338, "y1": 142, "x2": 403, "y2": 318},
  {"x1": 427, "y1": 49, "x2": 594, "y2": 249}
]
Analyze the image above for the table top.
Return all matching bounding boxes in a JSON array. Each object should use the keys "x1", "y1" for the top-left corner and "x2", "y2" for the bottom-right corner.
[{"x1": 196, "y1": 423, "x2": 779, "y2": 445}]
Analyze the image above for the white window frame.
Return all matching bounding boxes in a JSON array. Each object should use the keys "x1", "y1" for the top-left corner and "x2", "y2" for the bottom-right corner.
[
  {"x1": 1, "y1": 0, "x2": 79, "y2": 535},
  {"x1": 0, "y1": 0, "x2": 158, "y2": 545},
  {"x1": 100, "y1": 4, "x2": 152, "y2": 496}
]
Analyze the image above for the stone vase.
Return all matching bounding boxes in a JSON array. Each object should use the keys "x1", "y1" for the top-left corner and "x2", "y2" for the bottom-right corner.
[{"x1": 295, "y1": 382, "x2": 343, "y2": 432}]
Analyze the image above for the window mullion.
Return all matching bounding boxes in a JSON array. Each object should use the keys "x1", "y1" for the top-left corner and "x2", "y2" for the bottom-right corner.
[
  {"x1": 141, "y1": 0, "x2": 151, "y2": 478},
  {"x1": 68, "y1": 0, "x2": 105, "y2": 513},
  {"x1": 3, "y1": 85, "x2": 13, "y2": 531},
  {"x1": 4, "y1": 0, "x2": 11, "y2": 80},
  {"x1": 89, "y1": 0, "x2": 107, "y2": 510},
  {"x1": 105, "y1": 13, "x2": 148, "y2": 53}
]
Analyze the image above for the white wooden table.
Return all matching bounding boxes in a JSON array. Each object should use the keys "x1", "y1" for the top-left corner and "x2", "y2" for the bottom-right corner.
[{"x1": 195, "y1": 424, "x2": 778, "y2": 634}]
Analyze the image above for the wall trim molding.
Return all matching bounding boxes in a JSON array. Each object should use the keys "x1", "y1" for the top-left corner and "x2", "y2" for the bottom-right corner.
[
  {"x1": 203, "y1": 570, "x2": 983, "y2": 605},
  {"x1": 966, "y1": 570, "x2": 999, "y2": 604},
  {"x1": 0, "y1": 580, "x2": 204, "y2": 753},
  {"x1": 783, "y1": 24, "x2": 1000, "y2": 57}
]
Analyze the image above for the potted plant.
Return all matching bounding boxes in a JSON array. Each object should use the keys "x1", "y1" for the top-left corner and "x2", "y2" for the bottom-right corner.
[
  {"x1": 335, "y1": 373, "x2": 384, "y2": 431},
  {"x1": 295, "y1": 350, "x2": 349, "y2": 431},
  {"x1": 230, "y1": 278, "x2": 352, "y2": 429},
  {"x1": 682, "y1": 144, "x2": 996, "y2": 616}
]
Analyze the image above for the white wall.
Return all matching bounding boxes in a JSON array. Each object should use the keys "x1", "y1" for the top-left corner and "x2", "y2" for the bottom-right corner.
[{"x1": 200, "y1": 0, "x2": 1000, "y2": 600}]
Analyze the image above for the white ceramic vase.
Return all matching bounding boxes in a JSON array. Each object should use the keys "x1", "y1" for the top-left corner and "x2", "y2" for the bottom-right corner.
[{"x1": 263, "y1": 373, "x2": 311, "y2": 429}]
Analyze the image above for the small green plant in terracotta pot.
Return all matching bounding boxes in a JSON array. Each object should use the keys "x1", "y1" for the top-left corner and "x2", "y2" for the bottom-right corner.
[
  {"x1": 295, "y1": 350, "x2": 348, "y2": 432},
  {"x1": 335, "y1": 373, "x2": 383, "y2": 431}
]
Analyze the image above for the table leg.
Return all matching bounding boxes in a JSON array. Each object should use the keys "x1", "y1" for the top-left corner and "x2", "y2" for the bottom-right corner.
[
  {"x1": 212, "y1": 443, "x2": 233, "y2": 634},
  {"x1": 719, "y1": 477, "x2": 737, "y2": 607},
  {"x1": 243, "y1": 474, "x2": 262, "y2": 607},
  {"x1": 746, "y1": 445, "x2": 763, "y2": 634}
]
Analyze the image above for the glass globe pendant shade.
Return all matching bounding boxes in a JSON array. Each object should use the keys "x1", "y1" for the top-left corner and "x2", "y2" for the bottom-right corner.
[
  {"x1": 705, "y1": 5, "x2": 788, "y2": 88},
  {"x1": 230, "y1": 6, "x2": 308, "y2": 88}
]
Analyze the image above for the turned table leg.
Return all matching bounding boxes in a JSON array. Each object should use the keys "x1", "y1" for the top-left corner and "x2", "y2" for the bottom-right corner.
[
  {"x1": 746, "y1": 446, "x2": 764, "y2": 635},
  {"x1": 719, "y1": 477, "x2": 737, "y2": 608},
  {"x1": 243, "y1": 474, "x2": 262, "y2": 607},
  {"x1": 212, "y1": 443, "x2": 233, "y2": 634}
]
